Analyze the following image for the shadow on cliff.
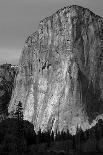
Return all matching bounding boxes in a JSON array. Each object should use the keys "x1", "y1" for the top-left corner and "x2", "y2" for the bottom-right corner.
[
  {"x1": 0, "y1": 64, "x2": 18, "y2": 121},
  {"x1": 78, "y1": 69, "x2": 103, "y2": 123}
]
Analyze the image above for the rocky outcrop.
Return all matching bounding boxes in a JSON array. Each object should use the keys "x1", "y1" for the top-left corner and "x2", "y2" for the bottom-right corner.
[
  {"x1": 8, "y1": 5, "x2": 103, "y2": 134},
  {"x1": 0, "y1": 64, "x2": 18, "y2": 121}
]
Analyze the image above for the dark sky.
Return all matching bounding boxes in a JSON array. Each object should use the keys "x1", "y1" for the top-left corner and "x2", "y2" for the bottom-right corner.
[{"x1": 0, "y1": 0, "x2": 103, "y2": 65}]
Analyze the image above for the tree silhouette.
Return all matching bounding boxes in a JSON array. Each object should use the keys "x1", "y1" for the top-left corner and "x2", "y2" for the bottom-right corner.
[
  {"x1": 15, "y1": 101, "x2": 24, "y2": 135},
  {"x1": 15, "y1": 101, "x2": 25, "y2": 153}
]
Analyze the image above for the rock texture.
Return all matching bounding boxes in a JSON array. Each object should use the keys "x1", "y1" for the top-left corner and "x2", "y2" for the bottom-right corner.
[
  {"x1": 8, "y1": 5, "x2": 103, "y2": 134},
  {"x1": 0, "y1": 64, "x2": 17, "y2": 121}
]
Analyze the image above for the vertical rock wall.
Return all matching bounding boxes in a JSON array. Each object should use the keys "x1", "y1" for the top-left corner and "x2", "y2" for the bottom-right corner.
[{"x1": 8, "y1": 5, "x2": 103, "y2": 134}]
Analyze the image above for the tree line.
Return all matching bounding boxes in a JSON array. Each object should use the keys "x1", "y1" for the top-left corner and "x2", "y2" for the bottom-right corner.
[{"x1": 0, "y1": 101, "x2": 103, "y2": 154}]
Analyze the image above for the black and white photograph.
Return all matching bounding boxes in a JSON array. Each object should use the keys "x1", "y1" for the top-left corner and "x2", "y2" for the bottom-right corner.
[{"x1": 0, "y1": 0, "x2": 103, "y2": 154}]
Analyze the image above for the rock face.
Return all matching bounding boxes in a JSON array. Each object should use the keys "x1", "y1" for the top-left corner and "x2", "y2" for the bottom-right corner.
[
  {"x1": 8, "y1": 5, "x2": 103, "y2": 134},
  {"x1": 0, "y1": 64, "x2": 17, "y2": 121}
]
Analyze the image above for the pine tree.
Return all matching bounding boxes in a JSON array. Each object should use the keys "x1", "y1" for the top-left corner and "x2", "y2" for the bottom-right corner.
[
  {"x1": 17, "y1": 101, "x2": 23, "y2": 120},
  {"x1": 15, "y1": 101, "x2": 24, "y2": 153},
  {"x1": 16, "y1": 101, "x2": 24, "y2": 136}
]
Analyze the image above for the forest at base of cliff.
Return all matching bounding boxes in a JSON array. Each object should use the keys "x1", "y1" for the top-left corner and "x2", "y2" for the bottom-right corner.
[{"x1": 0, "y1": 116, "x2": 103, "y2": 155}]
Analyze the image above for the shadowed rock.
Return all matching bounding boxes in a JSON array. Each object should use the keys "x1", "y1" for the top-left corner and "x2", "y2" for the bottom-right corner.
[{"x1": 0, "y1": 64, "x2": 18, "y2": 121}]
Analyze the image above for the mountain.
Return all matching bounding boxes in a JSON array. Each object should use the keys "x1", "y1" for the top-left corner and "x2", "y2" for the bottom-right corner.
[
  {"x1": 0, "y1": 64, "x2": 18, "y2": 121},
  {"x1": 8, "y1": 5, "x2": 103, "y2": 134}
]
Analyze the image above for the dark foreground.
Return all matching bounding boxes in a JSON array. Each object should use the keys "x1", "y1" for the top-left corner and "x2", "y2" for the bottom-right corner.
[{"x1": 0, "y1": 117, "x2": 103, "y2": 155}]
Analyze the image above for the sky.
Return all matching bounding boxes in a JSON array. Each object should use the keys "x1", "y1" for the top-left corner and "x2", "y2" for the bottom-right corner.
[{"x1": 0, "y1": 0, "x2": 103, "y2": 65}]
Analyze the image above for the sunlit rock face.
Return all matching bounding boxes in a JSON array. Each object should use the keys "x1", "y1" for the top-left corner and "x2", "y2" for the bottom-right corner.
[{"x1": 8, "y1": 5, "x2": 103, "y2": 134}]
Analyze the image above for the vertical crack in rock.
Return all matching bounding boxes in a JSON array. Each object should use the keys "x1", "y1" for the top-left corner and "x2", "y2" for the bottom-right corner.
[{"x1": 8, "y1": 5, "x2": 103, "y2": 134}]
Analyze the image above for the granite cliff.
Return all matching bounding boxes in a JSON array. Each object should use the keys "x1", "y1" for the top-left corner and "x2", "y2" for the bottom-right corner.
[
  {"x1": 0, "y1": 64, "x2": 18, "y2": 121},
  {"x1": 8, "y1": 5, "x2": 103, "y2": 134}
]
